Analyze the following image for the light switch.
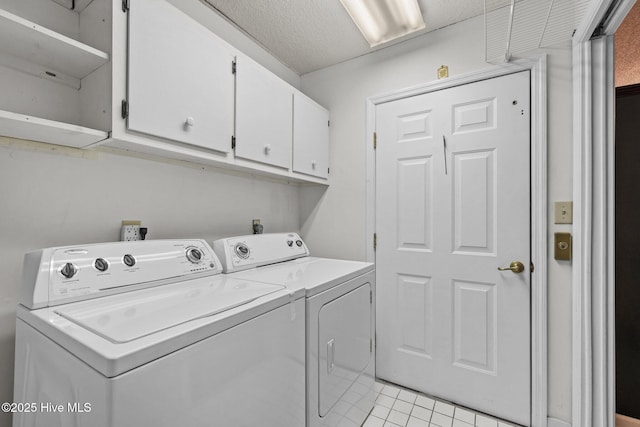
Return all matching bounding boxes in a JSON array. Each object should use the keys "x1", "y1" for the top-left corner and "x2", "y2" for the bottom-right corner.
[
  {"x1": 554, "y1": 201, "x2": 573, "y2": 224},
  {"x1": 554, "y1": 232, "x2": 572, "y2": 261}
]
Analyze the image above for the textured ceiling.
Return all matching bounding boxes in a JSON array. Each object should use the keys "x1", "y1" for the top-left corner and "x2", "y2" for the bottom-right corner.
[{"x1": 203, "y1": 0, "x2": 493, "y2": 75}]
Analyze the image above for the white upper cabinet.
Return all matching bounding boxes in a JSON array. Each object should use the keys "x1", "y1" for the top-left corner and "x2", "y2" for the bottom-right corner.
[
  {"x1": 2, "y1": 0, "x2": 329, "y2": 184},
  {"x1": 293, "y1": 92, "x2": 330, "y2": 179},
  {"x1": 234, "y1": 55, "x2": 293, "y2": 169},
  {"x1": 126, "y1": 0, "x2": 233, "y2": 153}
]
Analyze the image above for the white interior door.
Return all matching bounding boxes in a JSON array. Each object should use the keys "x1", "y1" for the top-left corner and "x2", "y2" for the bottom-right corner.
[{"x1": 375, "y1": 71, "x2": 531, "y2": 426}]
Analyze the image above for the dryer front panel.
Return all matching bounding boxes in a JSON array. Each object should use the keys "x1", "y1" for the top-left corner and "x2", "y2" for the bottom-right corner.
[{"x1": 318, "y1": 283, "x2": 372, "y2": 416}]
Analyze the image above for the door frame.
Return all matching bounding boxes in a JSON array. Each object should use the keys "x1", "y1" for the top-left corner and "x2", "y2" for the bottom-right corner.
[
  {"x1": 365, "y1": 56, "x2": 548, "y2": 427},
  {"x1": 572, "y1": 1, "x2": 636, "y2": 426}
]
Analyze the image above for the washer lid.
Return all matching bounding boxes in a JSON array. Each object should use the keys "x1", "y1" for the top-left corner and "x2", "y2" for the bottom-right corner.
[{"x1": 54, "y1": 277, "x2": 284, "y2": 343}]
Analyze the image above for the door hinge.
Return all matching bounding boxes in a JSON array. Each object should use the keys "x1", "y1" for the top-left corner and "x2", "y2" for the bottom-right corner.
[
  {"x1": 121, "y1": 100, "x2": 128, "y2": 119},
  {"x1": 373, "y1": 132, "x2": 377, "y2": 150},
  {"x1": 327, "y1": 167, "x2": 330, "y2": 174},
  {"x1": 231, "y1": 135, "x2": 236, "y2": 149},
  {"x1": 328, "y1": 120, "x2": 330, "y2": 127},
  {"x1": 370, "y1": 290, "x2": 373, "y2": 304},
  {"x1": 370, "y1": 339, "x2": 373, "y2": 353},
  {"x1": 122, "y1": 0, "x2": 129, "y2": 12},
  {"x1": 373, "y1": 233, "x2": 377, "y2": 250},
  {"x1": 232, "y1": 60, "x2": 237, "y2": 74}
]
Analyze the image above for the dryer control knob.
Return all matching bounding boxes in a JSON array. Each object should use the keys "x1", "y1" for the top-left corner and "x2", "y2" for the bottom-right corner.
[
  {"x1": 287, "y1": 240, "x2": 294, "y2": 247},
  {"x1": 296, "y1": 240, "x2": 303, "y2": 247},
  {"x1": 234, "y1": 243, "x2": 250, "y2": 259},
  {"x1": 186, "y1": 247, "x2": 203, "y2": 264},
  {"x1": 60, "y1": 262, "x2": 77, "y2": 279}
]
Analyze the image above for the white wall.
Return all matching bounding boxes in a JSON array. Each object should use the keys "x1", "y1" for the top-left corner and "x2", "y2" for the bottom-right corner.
[
  {"x1": 0, "y1": 142, "x2": 300, "y2": 425},
  {"x1": 300, "y1": 15, "x2": 574, "y2": 423}
]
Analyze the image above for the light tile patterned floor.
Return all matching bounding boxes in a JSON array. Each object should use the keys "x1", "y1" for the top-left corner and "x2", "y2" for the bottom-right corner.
[{"x1": 363, "y1": 381, "x2": 521, "y2": 427}]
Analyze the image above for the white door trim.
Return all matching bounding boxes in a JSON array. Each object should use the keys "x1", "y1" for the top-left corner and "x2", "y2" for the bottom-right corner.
[
  {"x1": 572, "y1": 1, "x2": 636, "y2": 426},
  {"x1": 365, "y1": 56, "x2": 547, "y2": 427}
]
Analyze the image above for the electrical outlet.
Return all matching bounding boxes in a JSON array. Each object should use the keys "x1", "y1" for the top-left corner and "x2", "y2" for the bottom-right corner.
[{"x1": 121, "y1": 220, "x2": 142, "y2": 241}]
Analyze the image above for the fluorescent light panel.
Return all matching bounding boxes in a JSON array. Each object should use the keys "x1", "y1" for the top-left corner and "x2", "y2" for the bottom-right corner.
[{"x1": 339, "y1": 0, "x2": 425, "y2": 47}]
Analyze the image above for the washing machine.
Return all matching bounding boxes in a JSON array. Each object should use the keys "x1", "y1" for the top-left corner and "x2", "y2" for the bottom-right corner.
[
  {"x1": 212, "y1": 233, "x2": 376, "y2": 427},
  {"x1": 13, "y1": 239, "x2": 305, "y2": 427}
]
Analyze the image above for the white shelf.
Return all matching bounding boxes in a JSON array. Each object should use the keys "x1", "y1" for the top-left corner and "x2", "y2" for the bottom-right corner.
[
  {"x1": 0, "y1": 110, "x2": 108, "y2": 148},
  {"x1": 0, "y1": 8, "x2": 109, "y2": 80}
]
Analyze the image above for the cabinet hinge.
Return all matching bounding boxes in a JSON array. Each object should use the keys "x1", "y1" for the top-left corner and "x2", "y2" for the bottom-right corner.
[
  {"x1": 327, "y1": 168, "x2": 330, "y2": 174},
  {"x1": 231, "y1": 135, "x2": 236, "y2": 149},
  {"x1": 121, "y1": 100, "x2": 128, "y2": 119},
  {"x1": 373, "y1": 132, "x2": 377, "y2": 150},
  {"x1": 232, "y1": 60, "x2": 237, "y2": 74},
  {"x1": 373, "y1": 233, "x2": 377, "y2": 251},
  {"x1": 370, "y1": 290, "x2": 373, "y2": 304},
  {"x1": 328, "y1": 120, "x2": 330, "y2": 127},
  {"x1": 122, "y1": 0, "x2": 129, "y2": 12},
  {"x1": 370, "y1": 339, "x2": 373, "y2": 353}
]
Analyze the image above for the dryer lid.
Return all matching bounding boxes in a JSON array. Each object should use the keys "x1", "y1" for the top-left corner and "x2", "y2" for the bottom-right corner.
[{"x1": 54, "y1": 276, "x2": 284, "y2": 343}]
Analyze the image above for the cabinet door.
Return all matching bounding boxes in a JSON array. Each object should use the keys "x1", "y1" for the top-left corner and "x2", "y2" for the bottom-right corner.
[
  {"x1": 293, "y1": 93, "x2": 330, "y2": 179},
  {"x1": 127, "y1": 0, "x2": 233, "y2": 153},
  {"x1": 235, "y1": 55, "x2": 292, "y2": 169}
]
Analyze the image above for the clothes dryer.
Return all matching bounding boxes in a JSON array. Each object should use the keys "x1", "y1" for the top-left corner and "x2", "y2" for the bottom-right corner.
[{"x1": 213, "y1": 233, "x2": 375, "y2": 427}]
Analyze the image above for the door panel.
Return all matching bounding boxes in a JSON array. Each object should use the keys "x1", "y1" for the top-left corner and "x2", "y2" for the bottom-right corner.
[
  {"x1": 127, "y1": 0, "x2": 233, "y2": 152},
  {"x1": 318, "y1": 283, "x2": 371, "y2": 416},
  {"x1": 376, "y1": 71, "x2": 531, "y2": 426},
  {"x1": 235, "y1": 55, "x2": 293, "y2": 169}
]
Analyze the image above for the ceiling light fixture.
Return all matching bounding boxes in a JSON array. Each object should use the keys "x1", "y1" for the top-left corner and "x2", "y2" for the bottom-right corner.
[{"x1": 339, "y1": 0, "x2": 426, "y2": 47}]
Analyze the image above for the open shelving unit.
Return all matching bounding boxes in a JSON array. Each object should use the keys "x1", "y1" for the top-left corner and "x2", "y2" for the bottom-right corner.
[{"x1": 0, "y1": 0, "x2": 110, "y2": 148}]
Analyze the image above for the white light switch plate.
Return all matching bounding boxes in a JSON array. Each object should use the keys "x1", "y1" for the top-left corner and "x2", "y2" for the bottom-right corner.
[{"x1": 554, "y1": 201, "x2": 573, "y2": 224}]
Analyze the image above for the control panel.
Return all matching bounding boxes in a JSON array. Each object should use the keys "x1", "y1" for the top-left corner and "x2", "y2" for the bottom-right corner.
[
  {"x1": 20, "y1": 240, "x2": 221, "y2": 309},
  {"x1": 212, "y1": 233, "x2": 309, "y2": 273}
]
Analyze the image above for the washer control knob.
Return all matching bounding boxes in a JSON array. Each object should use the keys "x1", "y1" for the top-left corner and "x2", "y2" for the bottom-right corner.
[
  {"x1": 186, "y1": 247, "x2": 203, "y2": 264},
  {"x1": 234, "y1": 243, "x2": 250, "y2": 259},
  {"x1": 123, "y1": 254, "x2": 136, "y2": 267},
  {"x1": 296, "y1": 240, "x2": 303, "y2": 247},
  {"x1": 287, "y1": 240, "x2": 294, "y2": 247},
  {"x1": 94, "y1": 258, "x2": 109, "y2": 272},
  {"x1": 60, "y1": 262, "x2": 77, "y2": 279}
]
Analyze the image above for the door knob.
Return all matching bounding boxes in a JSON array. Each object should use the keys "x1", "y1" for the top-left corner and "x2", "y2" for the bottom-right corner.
[{"x1": 497, "y1": 261, "x2": 525, "y2": 273}]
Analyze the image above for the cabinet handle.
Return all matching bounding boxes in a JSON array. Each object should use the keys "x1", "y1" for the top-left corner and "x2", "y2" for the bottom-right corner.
[
  {"x1": 311, "y1": 160, "x2": 317, "y2": 169},
  {"x1": 185, "y1": 117, "x2": 195, "y2": 127},
  {"x1": 264, "y1": 144, "x2": 272, "y2": 155}
]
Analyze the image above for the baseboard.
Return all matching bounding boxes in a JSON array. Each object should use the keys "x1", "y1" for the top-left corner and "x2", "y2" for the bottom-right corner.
[
  {"x1": 617, "y1": 414, "x2": 640, "y2": 427},
  {"x1": 547, "y1": 417, "x2": 571, "y2": 427}
]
